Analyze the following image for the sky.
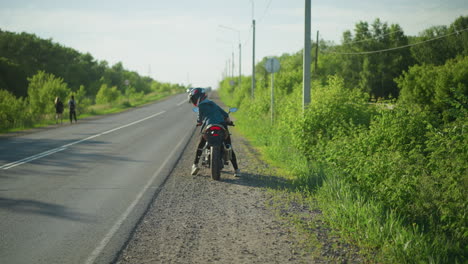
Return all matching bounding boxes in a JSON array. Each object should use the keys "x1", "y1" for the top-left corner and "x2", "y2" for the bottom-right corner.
[{"x1": 0, "y1": 0, "x2": 467, "y2": 89}]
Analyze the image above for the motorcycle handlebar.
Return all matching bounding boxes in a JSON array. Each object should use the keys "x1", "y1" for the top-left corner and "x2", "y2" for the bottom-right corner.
[{"x1": 195, "y1": 122, "x2": 235, "y2": 127}]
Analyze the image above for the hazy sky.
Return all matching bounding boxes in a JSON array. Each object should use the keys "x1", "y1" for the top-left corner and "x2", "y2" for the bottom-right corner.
[{"x1": 0, "y1": 0, "x2": 467, "y2": 89}]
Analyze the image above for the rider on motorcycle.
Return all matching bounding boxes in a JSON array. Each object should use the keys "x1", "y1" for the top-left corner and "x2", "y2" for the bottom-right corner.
[{"x1": 188, "y1": 88, "x2": 240, "y2": 177}]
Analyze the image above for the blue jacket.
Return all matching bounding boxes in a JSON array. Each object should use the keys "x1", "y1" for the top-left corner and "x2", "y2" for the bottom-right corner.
[{"x1": 197, "y1": 99, "x2": 228, "y2": 130}]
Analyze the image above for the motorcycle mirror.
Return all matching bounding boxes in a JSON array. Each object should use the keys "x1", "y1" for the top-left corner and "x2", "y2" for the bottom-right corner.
[
  {"x1": 192, "y1": 107, "x2": 199, "y2": 113},
  {"x1": 229, "y1": 107, "x2": 238, "y2": 113}
]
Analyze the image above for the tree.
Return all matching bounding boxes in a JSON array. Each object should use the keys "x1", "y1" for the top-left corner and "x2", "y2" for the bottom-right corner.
[
  {"x1": 0, "y1": 57, "x2": 28, "y2": 97},
  {"x1": 448, "y1": 16, "x2": 468, "y2": 57},
  {"x1": 396, "y1": 55, "x2": 468, "y2": 121},
  {"x1": 410, "y1": 26, "x2": 453, "y2": 65}
]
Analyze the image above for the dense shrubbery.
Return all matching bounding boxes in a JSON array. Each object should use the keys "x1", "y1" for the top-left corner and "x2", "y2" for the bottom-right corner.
[
  {"x1": 27, "y1": 71, "x2": 71, "y2": 119},
  {"x1": 0, "y1": 89, "x2": 29, "y2": 129},
  {"x1": 96, "y1": 84, "x2": 121, "y2": 105},
  {"x1": 219, "y1": 16, "x2": 467, "y2": 263}
]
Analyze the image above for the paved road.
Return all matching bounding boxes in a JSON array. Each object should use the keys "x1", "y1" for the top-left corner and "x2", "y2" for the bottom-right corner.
[{"x1": 0, "y1": 94, "x2": 195, "y2": 264}]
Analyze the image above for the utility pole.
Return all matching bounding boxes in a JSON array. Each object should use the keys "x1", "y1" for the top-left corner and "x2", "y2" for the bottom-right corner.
[
  {"x1": 232, "y1": 51, "x2": 235, "y2": 79},
  {"x1": 303, "y1": 0, "x2": 311, "y2": 110},
  {"x1": 250, "y1": 0, "x2": 256, "y2": 99},
  {"x1": 315, "y1": 31, "x2": 319, "y2": 73},
  {"x1": 238, "y1": 43, "x2": 242, "y2": 88},
  {"x1": 252, "y1": 19, "x2": 256, "y2": 99}
]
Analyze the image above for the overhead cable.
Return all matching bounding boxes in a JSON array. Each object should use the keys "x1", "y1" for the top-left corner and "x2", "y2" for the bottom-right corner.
[{"x1": 325, "y1": 27, "x2": 468, "y2": 55}]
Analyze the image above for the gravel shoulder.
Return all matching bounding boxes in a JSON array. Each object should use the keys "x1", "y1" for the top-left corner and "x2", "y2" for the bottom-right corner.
[{"x1": 114, "y1": 97, "x2": 365, "y2": 264}]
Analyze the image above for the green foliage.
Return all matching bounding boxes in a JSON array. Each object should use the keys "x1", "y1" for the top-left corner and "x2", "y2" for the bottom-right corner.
[
  {"x1": 218, "y1": 16, "x2": 468, "y2": 262},
  {"x1": 424, "y1": 114, "x2": 467, "y2": 242},
  {"x1": 410, "y1": 25, "x2": 454, "y2": 65},
  {"x1": 299, "y1": 76, "x2": 374, "y2": 155},
  {"x1": 0, "y1": 56, "x2": 28, "y2": 97},
  {"x1": 95, "y1": 84, "x2": 121, "y2": 105},
  {"x1": 323, "y1": 18, "x2": 413, "y2": 99},
  {"x1": 410, "y1": 16, "x2": 468, "y2": 66},
  {"x1": 397, "y1": 56, "x2": 468, "y2": 121},
  {"x1": 74, "y1": 85, "x2": 92, "y2": 113},
  {"x1": 27, "y1": 71, "x2": 71, "y2": 119},
  {"x1": 0, "y1": 89, "x2": 30, "y2": 130}
]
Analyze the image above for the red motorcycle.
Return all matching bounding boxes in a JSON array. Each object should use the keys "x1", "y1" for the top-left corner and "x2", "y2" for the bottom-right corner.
[{"x1": 193, "y1": 107, "x2": 237, "y2": 180}]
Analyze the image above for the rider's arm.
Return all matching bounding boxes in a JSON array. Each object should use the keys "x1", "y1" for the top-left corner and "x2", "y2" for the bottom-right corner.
[
  {"x1": 196, "y1": 112, "x2": 202, "y2": 126},
  {"x1": 219, "y1": 107, "x2": 229, "y2": 119}
]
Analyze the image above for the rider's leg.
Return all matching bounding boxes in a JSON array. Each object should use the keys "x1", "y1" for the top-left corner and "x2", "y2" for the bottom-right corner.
[
  {"x1": 194, "y1": 136, "x2": 206, "y2": 165},
  {"x1": 224, "y1": 135, "x2": 239, "y2": 171},
  {"x1": 192, "y1": 136, "x2": 206, "y2": 175}
]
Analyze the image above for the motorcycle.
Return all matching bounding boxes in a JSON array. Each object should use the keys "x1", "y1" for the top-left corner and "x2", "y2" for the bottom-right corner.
[{"x1": 192, "y1": 107, "x2": 238, "y2": 180}]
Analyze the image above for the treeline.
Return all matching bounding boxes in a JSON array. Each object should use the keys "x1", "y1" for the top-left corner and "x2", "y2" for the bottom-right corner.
[
  {"x1": 0, "y1": 29, "x2": 185, "y2": 131},
  {"x1": 219, "y1": 16, "x2": 467, "y2": 263},
  {"x1": 250, "y1": 16, "x2": 467, "y2": 100}
]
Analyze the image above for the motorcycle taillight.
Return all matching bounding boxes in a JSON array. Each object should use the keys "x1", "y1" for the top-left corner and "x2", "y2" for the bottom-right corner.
[
  {"x1": 208, "y1": 126, "x2": 223, "y2": 131},
  {"x1": 203, "y1": 125, "x2": 226, "y2": 141}
]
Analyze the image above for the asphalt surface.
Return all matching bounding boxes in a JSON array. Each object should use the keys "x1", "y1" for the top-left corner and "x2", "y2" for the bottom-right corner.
[{"x1": 0, "y1": 94, "x2": 195, "y2": 264}]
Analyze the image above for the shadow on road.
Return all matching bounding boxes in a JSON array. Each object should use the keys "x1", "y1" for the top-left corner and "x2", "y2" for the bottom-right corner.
[
  {"x1": 0, "y1": 197, "x2": 94, "y2": 222},
  {"x1": 0, "y1": 137, "x2": 109, "y2": 164}
]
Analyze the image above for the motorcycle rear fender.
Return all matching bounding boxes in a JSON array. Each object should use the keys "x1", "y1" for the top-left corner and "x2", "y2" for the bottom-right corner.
[{"x1": 202, "y1": 124, "x2": 228, "y2": 144}]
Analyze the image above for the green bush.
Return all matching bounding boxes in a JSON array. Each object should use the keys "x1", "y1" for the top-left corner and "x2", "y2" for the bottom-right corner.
[
  {"x1": 72, "y1": 85, "x2": 92, "y2": 114},
  {"x1": 0, "y1": 89, "x2": 30, "y2": 130},
  {"x1": 95, "y1": 84, "x2": 121, "y2": 104},
  {"x1": 397, "y1": 56, "x2": 468, "y2": 122},
  {"x1": 27, "y1": 71, "x2": 71, "y2": 120},
  {"x1": 298, "y1": 75, "x2": 374, "y2": 160}
]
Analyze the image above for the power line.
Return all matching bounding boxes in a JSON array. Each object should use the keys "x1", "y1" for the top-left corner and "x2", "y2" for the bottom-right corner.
[
  {"x1": 336, "y1": 0, "x2": 454, "y2": 46},
  {"x1": 243, "y1": 0, "x2": 273, "y2": 47},
  {"x1": 325, "y1": 27, "x2": 468, "y2": 55},
  {"x1": 341, "y1": 25, "x2": 406, "y2": 46},
  {"x1": 257, "y1": 0, "x2": 273, "y2": 24}
]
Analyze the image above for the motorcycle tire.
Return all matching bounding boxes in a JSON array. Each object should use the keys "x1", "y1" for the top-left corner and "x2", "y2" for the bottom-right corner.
[{"x1": 210, "y1": 145, "x2": 222, "y2": 180}]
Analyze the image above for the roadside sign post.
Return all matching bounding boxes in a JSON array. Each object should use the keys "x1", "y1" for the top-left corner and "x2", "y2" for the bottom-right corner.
[
  {"x1": 265, "y1": 57, "x2": 280, "y2": 124},
  {"x1": 124, "y1": 79, "x2": 130, "y2": 103}
]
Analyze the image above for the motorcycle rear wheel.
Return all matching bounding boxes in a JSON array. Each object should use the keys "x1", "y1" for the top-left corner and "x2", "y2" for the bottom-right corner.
[{"x1": 210, "y1": 146, "x2": 221, "y2": 180}]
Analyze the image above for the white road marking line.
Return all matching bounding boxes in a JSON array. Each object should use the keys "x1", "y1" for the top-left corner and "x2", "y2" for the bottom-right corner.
[
  {"x1": 1, "y1": 147, "x2": 66, "y2": 170},
  {"x1": 84, "y1": 127, "x2": 193, "y2": 264},
  {"x1": 177, "y1": 99, "x2": 187, "y2": 106},
  {"x1": 1, "y1": 111, "x2": 166, "y2": 170}
]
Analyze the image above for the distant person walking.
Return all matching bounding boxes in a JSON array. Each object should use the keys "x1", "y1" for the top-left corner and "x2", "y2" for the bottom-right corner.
[
  {"x1": 54, "y1": 97, "x2": 64, "y2": 124},
  {"x1": 68, "y1": 95, "x2": 77, "y2": 123}
]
